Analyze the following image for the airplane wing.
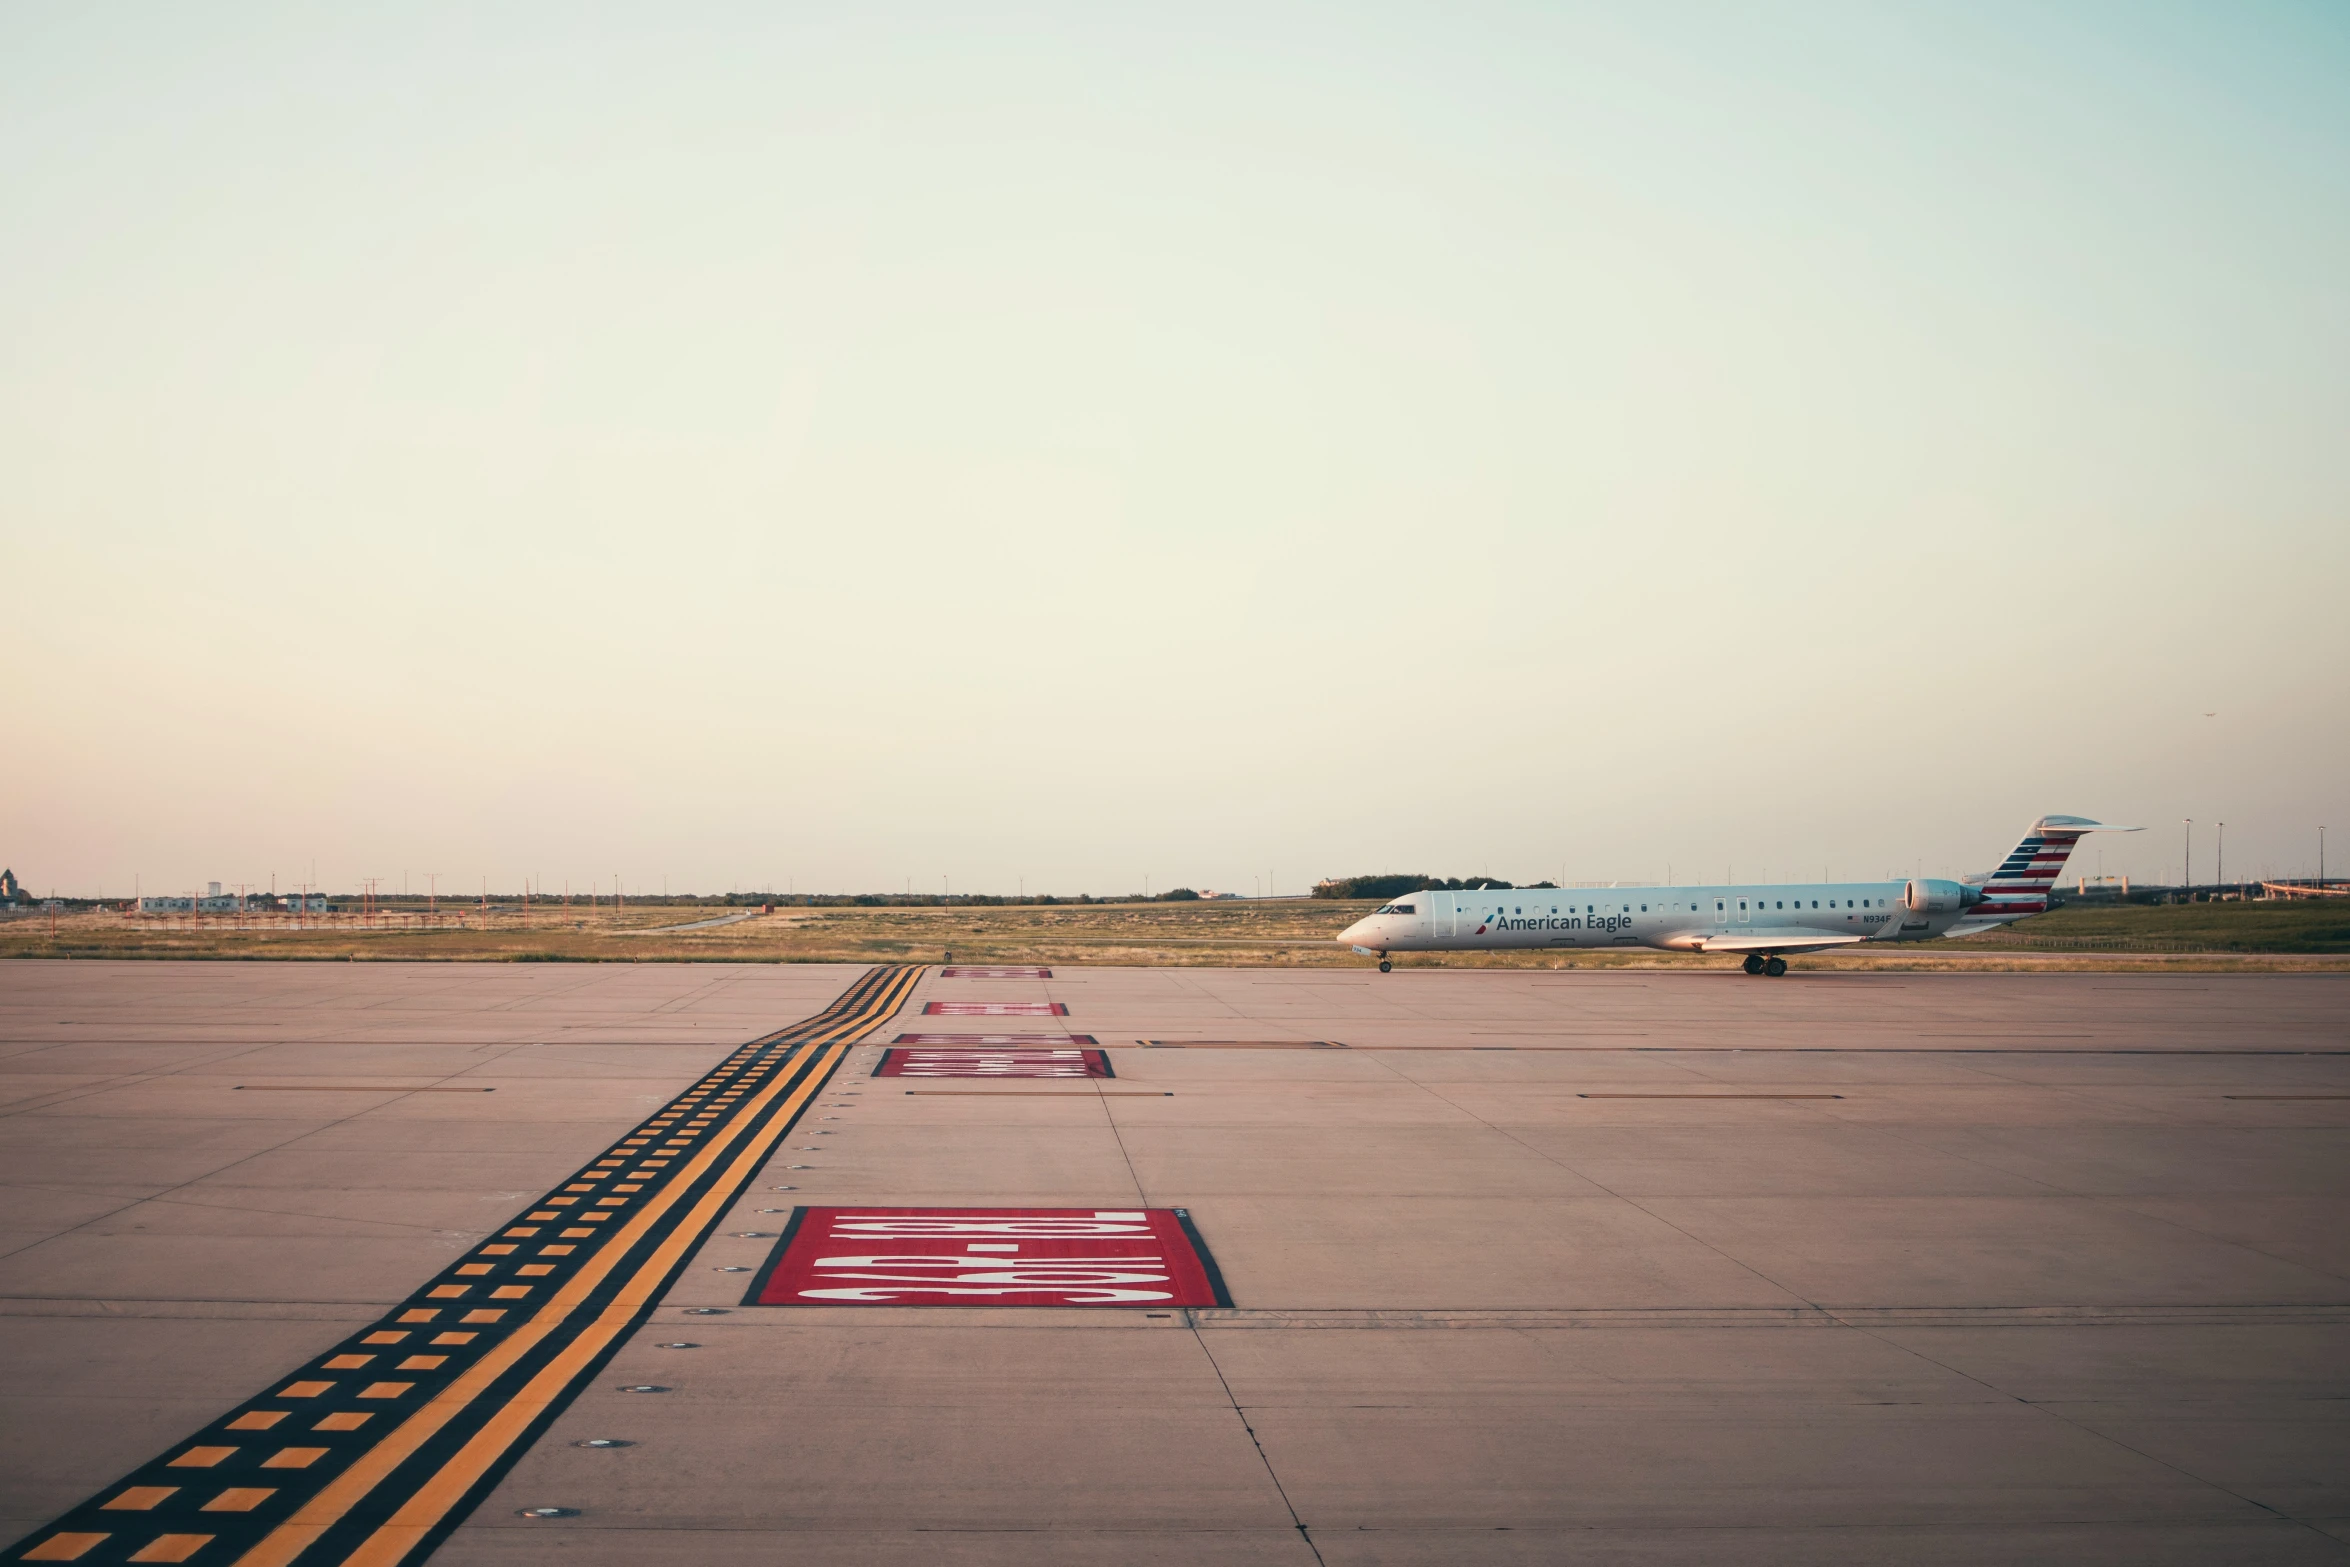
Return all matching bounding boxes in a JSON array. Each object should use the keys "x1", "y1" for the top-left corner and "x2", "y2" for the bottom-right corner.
[{"x1": 1695, "y1": 931, "x2": 1868, "y2": 954}]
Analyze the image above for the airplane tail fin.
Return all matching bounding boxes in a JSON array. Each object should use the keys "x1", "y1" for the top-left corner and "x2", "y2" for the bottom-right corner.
[{"x1": 1971, "y1": 815, "x2": 2139, "y2": 921}]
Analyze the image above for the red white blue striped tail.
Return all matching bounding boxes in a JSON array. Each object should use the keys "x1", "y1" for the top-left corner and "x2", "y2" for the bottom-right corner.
[{"x1": 1971, "y1": 815, "x2": 2117, "y2": 920}]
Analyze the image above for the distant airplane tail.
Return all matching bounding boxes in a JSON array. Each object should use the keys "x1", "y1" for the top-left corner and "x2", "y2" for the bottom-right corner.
[{"x1": 1969, "y1": 815, "x2": 2138, "y2": 922}]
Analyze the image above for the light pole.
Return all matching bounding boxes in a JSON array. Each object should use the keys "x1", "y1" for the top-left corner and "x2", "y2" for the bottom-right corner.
[
  {"x1": 2182, "y1": 820, "x2": 2191, "y2": 891},
  {"x1": 2217, "y1": 823, "x2": 2225, "y2": 891}
]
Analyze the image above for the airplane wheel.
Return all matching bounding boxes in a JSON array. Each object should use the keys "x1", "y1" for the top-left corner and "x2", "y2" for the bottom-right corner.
[
  {"x1": 1742, "y1": 954, "x2": 1765, "y2": 975},
  {"x1": 1765, "y1": 957, "x2": 1788, "y2": 978},
  {"x1": 1378, "y1": 960, "x2": 1393, "y2": 973}
]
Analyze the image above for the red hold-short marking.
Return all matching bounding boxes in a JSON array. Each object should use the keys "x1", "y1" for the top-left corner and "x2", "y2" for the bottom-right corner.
[
  {"x1": 894, "y1": 1033, "x2": 1099, "y2": 1046},
  {"x1": 876, "y1": 1048, "x2": 1113, "y2": 1079},
  {"x1": 748, "y1": 1208, "x2": 1227, "y2": 1307},
  {"x1": 923, "y1": 1001, "x2": 1069, "y2": 1016}
]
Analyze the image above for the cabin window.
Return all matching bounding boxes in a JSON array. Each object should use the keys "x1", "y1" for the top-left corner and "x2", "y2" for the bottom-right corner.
[{"x1": 1640, "y1": 904, "x2": 1648, "y2": 912}]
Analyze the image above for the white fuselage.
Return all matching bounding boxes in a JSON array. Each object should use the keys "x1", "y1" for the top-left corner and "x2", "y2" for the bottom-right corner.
[{"x1": 1335, "y1": 883, "x2": 1959, "y2": 956}]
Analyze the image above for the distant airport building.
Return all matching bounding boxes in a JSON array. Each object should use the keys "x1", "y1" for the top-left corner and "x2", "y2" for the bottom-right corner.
[
  {"x1": 284, "y1": 893, "x2": 329, "y2": 912},
  {"x1": 140, "y1": 890, "x2": 268, "y2": 913}
]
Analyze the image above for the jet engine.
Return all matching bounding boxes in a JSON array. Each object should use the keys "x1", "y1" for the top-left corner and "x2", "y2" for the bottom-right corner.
[{"x1": 1903, "y1": 878, "x2": 1982, "y2": 914}]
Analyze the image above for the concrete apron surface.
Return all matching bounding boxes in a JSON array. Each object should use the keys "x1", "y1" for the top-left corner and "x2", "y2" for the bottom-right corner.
[{"x1": 2, "y1": 962, "x2": 2347, "y2": 1564}]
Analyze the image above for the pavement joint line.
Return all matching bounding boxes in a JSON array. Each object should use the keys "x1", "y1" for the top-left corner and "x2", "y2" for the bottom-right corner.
[
  {"x1": 1347, "y1": 1039, "x2": 1850, "y2": 1324},
  {"x1": 231, "y1": 1086, "x2": 495, "y2": 1093},
  {"x1": 2, "y1": 964, "x2": 923, "y2": 1567},
  {"x1": 0, "y1": 1036, "x2": 555, "y2": 1270}
]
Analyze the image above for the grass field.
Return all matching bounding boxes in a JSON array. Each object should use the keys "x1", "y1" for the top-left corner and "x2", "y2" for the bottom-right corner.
[
  {"x1": 2, "y1": 895, "x2": 2345, "y2": 971},
  {"x1": 1959, "y1": 897, "x2": 2350, "y2": 954}
]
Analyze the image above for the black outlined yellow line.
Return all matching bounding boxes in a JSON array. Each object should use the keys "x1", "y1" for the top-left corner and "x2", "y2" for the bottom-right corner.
[{"x1": 8, "y1": 965, "x2": 920, "y2": 1567}]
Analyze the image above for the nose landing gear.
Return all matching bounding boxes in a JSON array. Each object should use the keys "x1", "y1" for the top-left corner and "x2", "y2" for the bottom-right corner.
[{"x1": 1378, "y1": 960, "x2": 1393, "y2": 973}]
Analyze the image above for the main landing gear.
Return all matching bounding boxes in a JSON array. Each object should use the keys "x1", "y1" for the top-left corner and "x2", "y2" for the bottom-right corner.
[
  {"x1": 1742, "y1": 954, "x2": 1788, "y2": 978},
  {"x1": 1378, "y1": 960, "x2": 1393, "y2": 973}
]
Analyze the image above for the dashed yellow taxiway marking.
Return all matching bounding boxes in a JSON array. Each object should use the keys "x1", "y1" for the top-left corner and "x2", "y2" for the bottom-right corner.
[{"x1": 8, "y1": 965, "x2": 922, "y2": 1567}]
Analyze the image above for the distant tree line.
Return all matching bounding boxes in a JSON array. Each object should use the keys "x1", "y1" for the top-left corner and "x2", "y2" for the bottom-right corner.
[{"x1": 1312, "y1": 874, "x2": 1556, "y2": 900}]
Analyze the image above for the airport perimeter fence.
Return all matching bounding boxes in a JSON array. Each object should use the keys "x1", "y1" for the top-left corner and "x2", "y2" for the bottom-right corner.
[
  {"x1": 1966, "y1": 934, "x2": 2252, "y2": 953},
  {"x1": 126, "y1": 912, "x2": 481, "y2": 933}
]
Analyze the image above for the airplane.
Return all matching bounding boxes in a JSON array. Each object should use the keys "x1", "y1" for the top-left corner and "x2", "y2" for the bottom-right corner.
[{"x1": 1334, "y1": 815, "x2": 2139, "y2": 977}]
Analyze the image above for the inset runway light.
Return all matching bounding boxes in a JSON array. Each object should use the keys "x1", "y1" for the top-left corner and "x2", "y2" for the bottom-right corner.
[
  {"x1": 654, "y1": 1342, "x2": 698, "y2": 1350},
  {"x1": 682, "y1": 1307, "x2": 730, "y2": 1315},
  {"x1": 770, "y1": 1184, "x2": 797, "y2": 1191},
  {"x1": 518, "y1": 1506, "x2": 579, "y2": 1518},
  {"x1": 616, "y1": 1385, "x2": 669, "y2": 1393},
  {"x1": 713, "y1": 1265, "x2": 752, "y2": 1272},
  {"x1": 573, "y1": 1439, "x2": 633, "y2": 1449},
  {"x1": 734, "y1": 1231, "x2": 776, "y2": 1238}
]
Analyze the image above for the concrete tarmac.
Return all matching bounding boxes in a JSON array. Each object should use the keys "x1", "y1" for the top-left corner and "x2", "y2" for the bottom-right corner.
[{"x1": 3, "y1": 962, "x2": 2346, "y2": 1564}]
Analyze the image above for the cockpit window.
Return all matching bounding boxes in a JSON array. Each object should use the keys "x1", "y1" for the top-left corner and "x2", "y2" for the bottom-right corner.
[{"x1": 1391, "y1": 903, "x2": 1415, "y2": 914}]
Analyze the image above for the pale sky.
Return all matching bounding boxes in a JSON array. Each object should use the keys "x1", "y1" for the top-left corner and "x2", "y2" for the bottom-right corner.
[{"x1": 5, "y1": 2, "x2": 2345, "y2": 899}]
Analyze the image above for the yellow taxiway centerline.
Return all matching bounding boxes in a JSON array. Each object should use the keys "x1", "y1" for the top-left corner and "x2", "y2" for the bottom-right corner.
[{"x1": 228, "y1": 966, "x2": 915, "y2": 1567}]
